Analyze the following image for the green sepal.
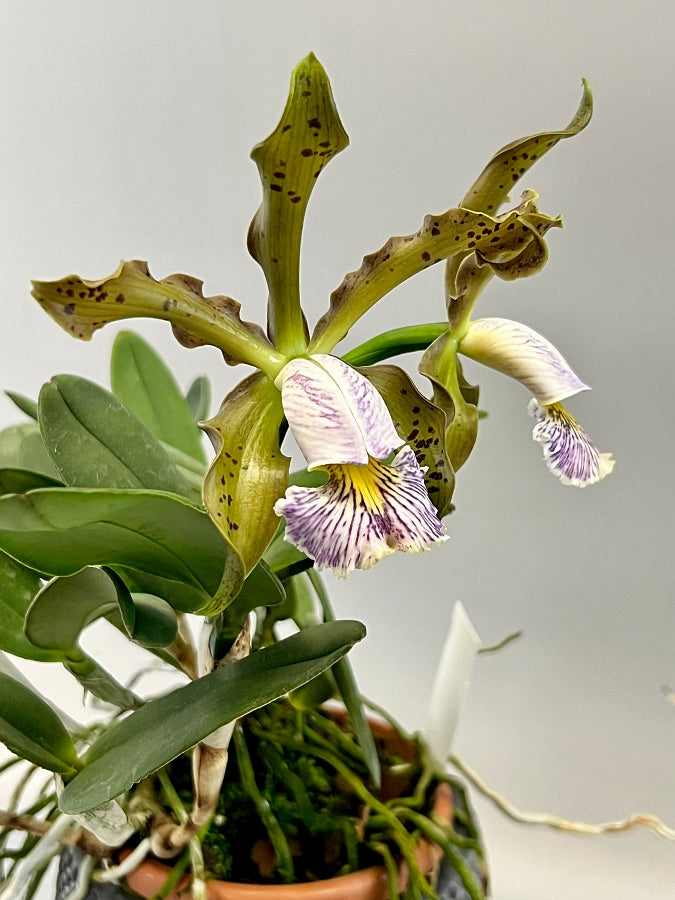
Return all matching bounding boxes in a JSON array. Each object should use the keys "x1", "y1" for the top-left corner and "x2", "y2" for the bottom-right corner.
[
  {"x1": 248, "y1": 52, "x2": 349, "y2": 355},
  {"x1": 59, "y1": 620, "x2": 366, "y2": 814},
  {"x1": 460, "y1": 80, "x2": 592, "y2": 216},
  {"x1": 446, "y1": 80, "x2": 592, "y2": 295},
  {"x1": 0, "y1": 673, "x2": 81, "y2": 775},
  {"x1": 31, "y1": 260, "x2": 284, "y2": 375},
  {"x1": 419, "y1": 334, "x2": 479, "y2": 475},
  {"x1": 360, "y1": 364, "x2": 455, "y2": 517},
  {"x1": 310, "y1": 202, "x2": 559, "y2": 354},
  {"x1": 110, "y1": 330, "x2": 206, "y2": 464},
  {"x1": 38, "y1": 375, "x2": 198, "y2": 502},
  {"x1": 201, "y1": 372, "x2": 290, "y2": 615},
  {"x1": 0, "y1": 550, "x2": 61, "y2": 663}
]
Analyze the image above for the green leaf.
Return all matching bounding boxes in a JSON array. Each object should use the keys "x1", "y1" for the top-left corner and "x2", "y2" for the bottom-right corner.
[
  {"x1": 248, "y1": 52, "x2": 349, "y2": 355},
  {"x1": 24, "y1": 568, "x2": 144, "y2": 709},
  {"x1": 0, "y1": 673, "x2": 80, "y2": 774},
  {"x1": 59, "y1": 620, "x2": 366, "y2": 813},
  {"x1": 123, "y1": 594, "x2": 179, "y2": 649},
  {"x1": 4, "y1": 391, "x2": 38, "y2": 420},
  {"x1": 0, "y1": 488, "x2": 227, "y2": 600},
  {"x1": 38, "y1": 375, "x2": 196, "y2": 501},
  {"x1": 110, "y1": 331, "x2": 206, "y2": 464},
  {"x1": 264, "y1": 526, "x2": 312, "y2": 581},
  {"x1": 25, "y1": 567, "x2": 122, "y2": 653},
  {"x1": 0, "y1": 468, "x2": 62, "y2": 494},
  {"x1": 310, "y1": 202, "x2": 558, "y2": 355},
  {"x1": 186, "y1": 375, "x2": 211, "y2": 423},
  {"x1": 31, "y1": 260, "x2": 284, "y2": 376},
  {"x1": 201, "y1": 372, "x2": 290, "y2": 614},
  {"x1": 361, "y1": 364, "x2": 455, "y2": 517},
  {"x1": 0, "y1": 423, "x2": 61, "y2": 479},
  {"x1": 0, "y1": 551, "x2": 61, "y2": 663}
]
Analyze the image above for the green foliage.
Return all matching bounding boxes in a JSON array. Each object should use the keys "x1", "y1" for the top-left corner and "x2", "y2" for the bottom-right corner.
[
  {"x1": 0, "y1": 674, "x2": 80, "y2": 775},
  {"x1": 38, "y1": 374, "x2": 198, "y2": 501},
  {"x1": 111, "y1": 330, "x2": 206, "y2": 464},
  {"x1": 59, "y1": 620, "x2": 366, "y2": 813}
]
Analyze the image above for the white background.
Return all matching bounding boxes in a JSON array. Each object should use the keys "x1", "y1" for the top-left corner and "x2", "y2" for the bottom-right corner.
[{"x1": 1, "y1": 2, "x2": 674, "y2": 898}]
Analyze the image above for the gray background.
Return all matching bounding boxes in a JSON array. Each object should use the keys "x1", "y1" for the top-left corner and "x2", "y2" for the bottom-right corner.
[{"x1": 1, "y1": 2, "x2": 674, "y2": 898}]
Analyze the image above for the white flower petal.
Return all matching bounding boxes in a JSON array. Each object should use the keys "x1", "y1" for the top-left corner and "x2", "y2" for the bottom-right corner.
[
  {"x1": 274, "y1": 446, "x2": 447, "y2": 576},
  {"x1": 424, "y1": 602, "x2": 482, "y2": 770},
  {"x1": 529, "y1": 400, "x2": 615, "y2": 486},
  {"x1": 460, "y1": 317, "x2": 589, "y2": 406},
  {"x1": 275, "y1": 355, "x2": 401, "y2": 469},
  {"x1": 312, "y1": 354, "x2": 401, "y2": 459}
]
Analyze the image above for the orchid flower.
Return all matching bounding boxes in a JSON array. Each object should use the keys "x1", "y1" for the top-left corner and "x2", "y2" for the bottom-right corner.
[
  {"x1": 273, "y1": 354, "x2": 447, "y2": 575},
  {"x1": 458, "y1": 317, "x2": 614, "y2": 486},
  {"x1": 29, "y1": 55, "x2": 597, "y2": 610}
]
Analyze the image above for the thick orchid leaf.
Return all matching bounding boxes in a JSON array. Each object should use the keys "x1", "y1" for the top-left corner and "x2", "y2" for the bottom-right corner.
[
  {"x1": 0, "y1": 469, "x2": 61, "y2": 494},
  {"x1": 201, "y1": 372, "x2": 289, "y2": 614},
  {"x1": 248, "y1": 52, "x2": 349, "y2": 355},
  {"x1": 186, "y1": 375, "x2": 212, "y2": 423},
  {"x1": 446, "y1": 81, "x2": 592, "y2": 295},
  {"x1": 0, "y1": 673, "x2": 80, "y2": 774},
  {"x1": 25, "y1": 567, "x2": 125, "y2": 653},
  {"x1": 0, "y1": 488, "x2": 226, "y2": 599},
  {"x1": 0, "y1": 550, "x2": 61, "y2": 663},
  {"x1": 38, "y1": 375, "x2": 197, "y2": 501},
  {"x1": 420, "y1": 333, "x2": 479, "y2": 474},
  {"x1": 110, "y1": 331, "x2": 206, "y2": 463},
  {"x1": 360, "y1": 364, "x2": 455, "y2": 517},
  {"x1": 116, "y1": 591, "x2": 178, "y2": 649},
  {"x1": 4, "y1": 391, "x2": 38, "y2": 420},
  {"x1": 59, "y1": 620, "x2": 366, "y2": 813},
  {"x1": 0, "y1": 423, "x2": 61, "y2": 480},
  {"x1": 310, "y1": 203, "x2": 554, "y2": 354},
  {"x1": 31, "y1": 260, "x2": 283, "y2": 375}
]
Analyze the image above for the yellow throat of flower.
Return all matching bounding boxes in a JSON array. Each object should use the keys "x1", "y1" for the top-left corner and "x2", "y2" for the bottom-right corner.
[{"x1": 325, "y1": 458, "x2": 391, "y2": 513}]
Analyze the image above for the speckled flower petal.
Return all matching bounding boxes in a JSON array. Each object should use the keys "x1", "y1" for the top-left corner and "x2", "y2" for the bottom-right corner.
[
  {"x1": 459, "y1": 317, "x2": 589, "y2": 406},
  {"x1": 275, "y1": 354, "x2": 401, "y2": 469},
  {"x1": 529, "y1": 400, "x2": 615, "y2": 487},
  {"x1": 274, "y1": 446, "x2": 447, "y2": 576}
]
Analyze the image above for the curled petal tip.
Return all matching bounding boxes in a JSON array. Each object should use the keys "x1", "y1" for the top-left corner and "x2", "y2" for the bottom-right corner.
[
  {"x1": 529, "y1": 400, "x2": 615, "y2": 487},
  {"x1": 274, "y1": 446, "x2": 447, "y2": 576}
]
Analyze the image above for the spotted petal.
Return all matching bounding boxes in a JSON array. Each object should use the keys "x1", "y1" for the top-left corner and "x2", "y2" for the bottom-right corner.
[
  {"x1": 274, "y1": 446, "x2": 446, "y2": 576},
  {"x1": 275, "y1": 354, "x2": 400, "y2": 468},
  {"x1": 529, "y1": 400, "x2": 615, "y2": 486},
  {"x1": 459, "y1": 317, "x2": 588, "y2": 406}
]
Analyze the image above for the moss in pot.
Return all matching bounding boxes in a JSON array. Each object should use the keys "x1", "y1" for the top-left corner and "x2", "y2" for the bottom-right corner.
[{"x1": 0, "y1": 53, "x2": 619, "y2": 900}]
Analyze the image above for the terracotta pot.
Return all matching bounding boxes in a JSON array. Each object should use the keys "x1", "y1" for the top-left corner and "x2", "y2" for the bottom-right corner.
[{"x1": 125, "y1": 715, "x2": 455, "y2": 900}]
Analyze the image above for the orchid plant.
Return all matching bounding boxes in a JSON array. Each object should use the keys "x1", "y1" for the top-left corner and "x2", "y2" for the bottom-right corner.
[{"x1": 0, "y1": 54, "x2": 615, "y2": 900}]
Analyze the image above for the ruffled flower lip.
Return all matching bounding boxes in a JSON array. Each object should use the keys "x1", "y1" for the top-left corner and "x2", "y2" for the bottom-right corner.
[
  {"x1": 274, "y1": 446, "x2": 447, "y2": 576},
  {"x1": 529, "y1": 400, "x2": 615, "y2": 487}
]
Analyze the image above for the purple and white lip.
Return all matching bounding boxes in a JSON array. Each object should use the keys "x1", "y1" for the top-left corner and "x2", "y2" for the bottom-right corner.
[
  {"x1": 274, "y1": 354, "x2": 446, "y2": 575},
  {"x1": 458, "y1": 317, "x2": 614, "y2": 487}
]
